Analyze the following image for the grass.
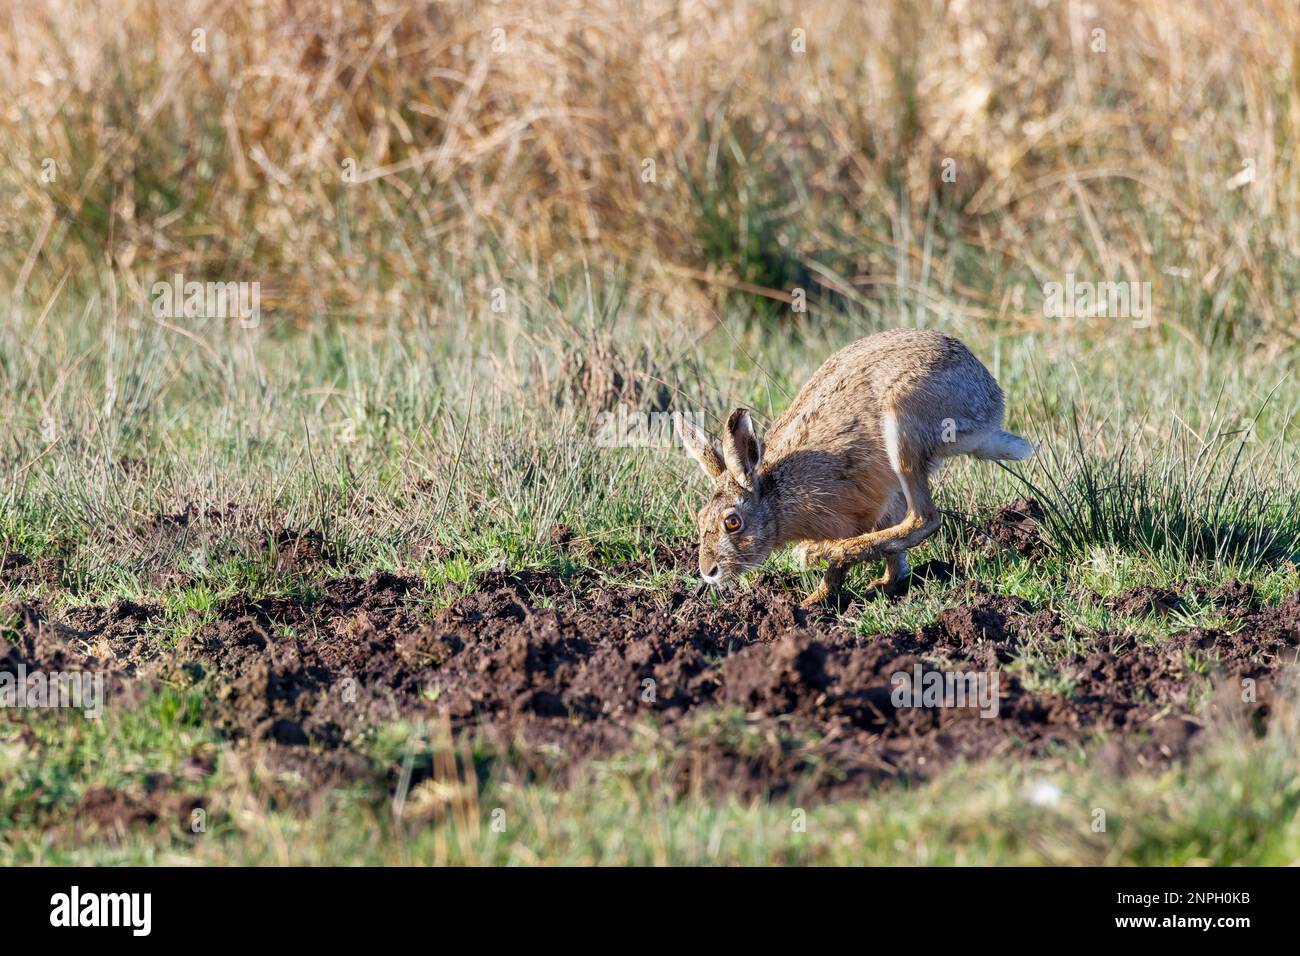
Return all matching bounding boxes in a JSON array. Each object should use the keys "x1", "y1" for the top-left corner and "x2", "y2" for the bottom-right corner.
[
  {"x1": 2, "y1": 0, "x2": 1300, "y2": 865},
  {"x1": 1, "y1": 299, "x2": 1298, "y2": 864},
  {"x1": 6, "y1": 1, "x2": 1300, "y2": 343},
  {"x1": 3, "y1": 299, "x2": 1297, "y2": 597},
  {"x1": 5, "y1": 686, "x2": 1300, "y2": 866}
]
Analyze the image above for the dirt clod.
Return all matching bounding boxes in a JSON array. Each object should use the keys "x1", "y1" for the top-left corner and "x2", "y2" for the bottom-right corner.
[{"x1": 982, "y1": 497, "x2": 1050, "y2": 559}]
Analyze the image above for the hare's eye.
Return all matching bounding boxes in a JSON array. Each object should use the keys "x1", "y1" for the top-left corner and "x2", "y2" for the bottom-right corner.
[{"x1": 723, "y1": 513, "x2": 743, "y2": 534}]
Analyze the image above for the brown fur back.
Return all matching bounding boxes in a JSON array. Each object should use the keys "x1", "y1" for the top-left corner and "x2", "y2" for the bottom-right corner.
[{"x1": 762, "y1": 328, "x2": 1004, "y2": 545}]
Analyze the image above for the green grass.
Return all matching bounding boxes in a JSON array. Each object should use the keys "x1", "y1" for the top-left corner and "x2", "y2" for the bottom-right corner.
[{"x1": 2, "y1": 277, "x2": 1299, "y2": 865}]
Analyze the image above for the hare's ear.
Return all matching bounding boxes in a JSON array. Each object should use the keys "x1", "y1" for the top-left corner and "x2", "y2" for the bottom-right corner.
[
  {"x1": 721, "y1": 408, "x2": 763, "y2": 491},
  {"x1": 678, "y1": 413, "x2": 724, "y2": 481}
]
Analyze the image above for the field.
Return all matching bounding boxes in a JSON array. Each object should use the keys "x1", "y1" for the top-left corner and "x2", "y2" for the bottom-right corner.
[{"x1": 2, "y1": 0, "x2": 1300, "y2": 865}]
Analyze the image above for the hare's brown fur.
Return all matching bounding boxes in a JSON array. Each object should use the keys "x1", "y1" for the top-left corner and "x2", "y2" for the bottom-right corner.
[{"x1": 681, "y1": 328, "x2": 1031, "y2": 607}]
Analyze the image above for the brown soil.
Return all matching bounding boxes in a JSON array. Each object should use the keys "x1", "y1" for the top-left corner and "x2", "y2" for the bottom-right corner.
[
  {"x1": 5, "y1": 552, "x2": 1297, "y2": 802},
  {"x1": 1, "y1": 552, "x2": 65, "y2": 590},
  {"x1": 981, "y1": 497, "x2": 1052, "y2": 559},
  {"x1": 1105, "y1": 585, "x2": 1187, "y2": 618},
  {"x1": 73, "y1": 781, "x2": 203, "y2": 837}
]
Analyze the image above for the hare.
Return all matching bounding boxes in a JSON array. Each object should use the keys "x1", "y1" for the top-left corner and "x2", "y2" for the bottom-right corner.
[{"x1": 680, "y1": 328, "x2": 1032, "y2": 608}]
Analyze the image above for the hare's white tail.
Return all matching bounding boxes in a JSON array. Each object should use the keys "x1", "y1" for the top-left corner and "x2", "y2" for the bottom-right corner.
[{"x1": 972, "y1": 429, "x2": 1035, "y2": 461}]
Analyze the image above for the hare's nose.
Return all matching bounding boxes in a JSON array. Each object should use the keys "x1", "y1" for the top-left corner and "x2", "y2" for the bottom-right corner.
[{"x1": 701, "y1": 563, "x2": 720, "y2": 582}]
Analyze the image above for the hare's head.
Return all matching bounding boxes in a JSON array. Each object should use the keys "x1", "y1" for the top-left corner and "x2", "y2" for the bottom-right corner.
[{"x1": 680, "y1": 408, "x2": 778, "y2": 585}]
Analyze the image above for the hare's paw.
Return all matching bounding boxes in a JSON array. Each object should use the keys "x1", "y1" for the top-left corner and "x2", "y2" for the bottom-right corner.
[
  {"x1": 801, "y1": 576, "x2": 843, "y2": 608},
  {"x1": 800, "y1": 582, "x2": 833, "y2": 607},
  {"x1": 801, "y1": 574, "x2": 852, "y2": 611}
]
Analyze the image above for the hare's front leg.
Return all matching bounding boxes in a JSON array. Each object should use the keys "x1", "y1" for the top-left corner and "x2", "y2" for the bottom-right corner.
[
  {"x1": 796, "y1": 549, "x2": 908, "y2": 606},
  {"x1": 794, "y1": 543, "x2": 851, "y2": 608},
  {"x1": 799, "y1": 561, "x2": 848, "y2": 608}
]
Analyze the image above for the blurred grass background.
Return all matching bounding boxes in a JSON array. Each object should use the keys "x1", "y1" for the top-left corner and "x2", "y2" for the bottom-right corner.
[{"x1": 2, "y1": 0, "x2": 1299, "y2": 344}]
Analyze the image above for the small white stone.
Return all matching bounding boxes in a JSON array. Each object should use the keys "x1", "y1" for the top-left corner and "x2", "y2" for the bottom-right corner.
[{"x1": 1025, "y1": 779, "x2": 1062, "y2": 807}]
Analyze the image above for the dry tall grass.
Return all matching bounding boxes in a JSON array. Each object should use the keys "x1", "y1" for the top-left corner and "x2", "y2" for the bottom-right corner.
[{"x1": 2, "y1": 0, "x2": 1297, "y2": 343}]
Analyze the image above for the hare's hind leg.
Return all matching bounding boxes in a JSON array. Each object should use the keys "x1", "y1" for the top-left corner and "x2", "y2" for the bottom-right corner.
[
  {"x1": 861, "y1": 491, "x2": 911, "y2": 598},
  {"x1": 820, "y1": 471, "x2": 939, "y2": 564},
  {"x1": 803, "y1": 413, "x2": 942, "y2": 569}
]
